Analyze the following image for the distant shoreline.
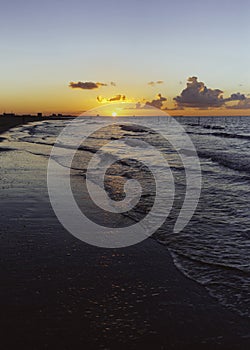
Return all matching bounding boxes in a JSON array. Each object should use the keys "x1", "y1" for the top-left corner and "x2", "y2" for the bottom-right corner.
[{"x1": 0, "y1": 115, "x2": 74, "y2": 135}]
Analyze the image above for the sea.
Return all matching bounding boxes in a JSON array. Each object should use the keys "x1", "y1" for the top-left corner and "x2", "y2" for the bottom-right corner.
[{"x1": 1, "y1": 115, "x2": 249, "y2": 320}]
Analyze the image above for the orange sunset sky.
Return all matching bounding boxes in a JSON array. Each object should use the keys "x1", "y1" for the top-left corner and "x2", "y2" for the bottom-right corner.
[{"x1": 1, "y1": 0, "x2": 250, "y2": 116}]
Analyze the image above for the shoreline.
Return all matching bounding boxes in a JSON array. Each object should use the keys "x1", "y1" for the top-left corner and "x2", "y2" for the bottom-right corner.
[
  {"x1": 0, "y1": 115, "x2": 74, "y2": 135},
  {"x1": 0, "y1": 121, "x2": 249, "y2": 349}
]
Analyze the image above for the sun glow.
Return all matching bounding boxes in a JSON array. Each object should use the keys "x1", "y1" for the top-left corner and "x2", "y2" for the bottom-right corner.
[{"x1": 112, "y1": 112, "x2": 117, "y2": 117}]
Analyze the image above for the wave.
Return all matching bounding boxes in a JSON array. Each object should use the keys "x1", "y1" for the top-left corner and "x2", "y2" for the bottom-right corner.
[
  {"x1": 185, "y1": 123, "x2": 225, "y2": 130},
  {"x1": 0, "y1": 146, "x2": 16, "y2": 152},
  {"x1": 198, "y1": 151, "x2": 250, "y2": 173},
  {"x1": 170, "y1": 251, "x2": 250, "y2": 319},
  {"x1": 120, "y1": 124, "x2": 155, "y2": 134},
  {"x1": 202, "y1": 125, "x2": 225, "y2": 130},
  {"x1": 168, "y1": 247, "x2": 249, "y2": 275},
  {"x1": 188, "y1": 130, "x2": 250, "y2": 141},
  {"x1": 212, "y1": 132, "x2": 250, "y2": 140}
]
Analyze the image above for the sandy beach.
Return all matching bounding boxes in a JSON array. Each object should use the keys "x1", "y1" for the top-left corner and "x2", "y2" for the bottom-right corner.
[{"x1": 0, "y1": 118, "x2": 249, "y2": 349}]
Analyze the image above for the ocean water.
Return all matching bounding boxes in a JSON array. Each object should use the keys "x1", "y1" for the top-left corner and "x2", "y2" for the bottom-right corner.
[{"x1": 1, "y1": 115, "x2": 250, "y2": 319}]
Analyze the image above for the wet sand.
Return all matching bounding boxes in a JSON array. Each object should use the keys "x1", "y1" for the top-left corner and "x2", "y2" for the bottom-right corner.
[
  {"x1": 0, "y1": 123, "x2": 249, "y2": 349},
  {"x1": 0, "y1": 116, "x2": 73, "y2": 134},
  {"x1": 0, "y1": 116, "x2": 43, "y2": 134}
]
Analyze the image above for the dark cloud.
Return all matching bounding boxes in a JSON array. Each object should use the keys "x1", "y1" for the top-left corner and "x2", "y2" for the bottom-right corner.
[
  {"x1": 174, "y1": 77, "x2": 224, "y2": 108},
  {"x1": 69, "y1": 81, "x2": 108, "y2": 90},
  {"x1": 145, "y1": 93, "x2": 167, "y2": 109},
  {"x1": 224, "y1": 92, "x2": 246, "y2": 102},
  {"x1": 110, "y1": 81, "x2": 116, "y2": 86},
  {"x1": 148, "y1": 80, "x2": 164, "y2": 87},
  {"x1": 174, "y1": 77, "x2": 246, "y2": 109}
]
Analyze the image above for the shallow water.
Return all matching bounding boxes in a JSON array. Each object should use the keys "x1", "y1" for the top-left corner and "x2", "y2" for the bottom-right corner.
[{"x1": 1, "y1": 115, "x2": 250, "y2": 319}]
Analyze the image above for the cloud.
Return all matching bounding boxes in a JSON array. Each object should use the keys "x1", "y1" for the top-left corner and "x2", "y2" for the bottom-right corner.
[
  {"x1": 164, "y1": 106, "x2": 184, "y2": 111},
  {"x1": 97, "y1": 94, "x2": 126, "y2": 103},
  {"x1": 226, "y1": 98, "x2": 250, "y2": 109},
  {"x1": 224, "y1": 92, "x2": 246, "y2": 102},
  {"x1": 174, "y1": 77, "x2": 224, "y2": 108},
  {"x1": 148, "y1": 80, "x2": 164, "y2": 87},
  {"x1": 69, "y1": 81, "x2": 108, "y2": 90},
  {"x1": 110, "y1": 81, "x2": 116, "y2": 86},
  {"x1": 109, "y1": 94, "x2": 126, "y2": 102},
  {"x1": 145, "y1": 93, "x2": 167, "y2": 109},
  {"x1": 174, "y1": 77, "x2": 246, "y2": 109}
]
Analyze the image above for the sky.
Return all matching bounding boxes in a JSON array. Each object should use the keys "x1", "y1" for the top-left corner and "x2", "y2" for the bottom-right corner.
[{"x1": 1, "y1": 0, "x2": 250, "y2": 116}]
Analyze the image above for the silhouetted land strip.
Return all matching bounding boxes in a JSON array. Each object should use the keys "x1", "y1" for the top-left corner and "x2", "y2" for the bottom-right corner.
[{"x1": 0, "y1": 114, "x2": 74, "y2": 134}]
